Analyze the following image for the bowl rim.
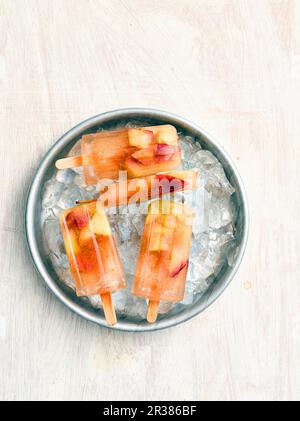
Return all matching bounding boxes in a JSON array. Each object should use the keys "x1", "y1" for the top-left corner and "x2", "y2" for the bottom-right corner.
[{"x1": 25, "y1": 107, "x2": 249, "y2": 332}]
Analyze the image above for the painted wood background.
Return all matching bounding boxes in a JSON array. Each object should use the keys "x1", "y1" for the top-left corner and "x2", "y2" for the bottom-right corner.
[{"x1": 0, "y1": 0, "x2": 299, "y2": 400}]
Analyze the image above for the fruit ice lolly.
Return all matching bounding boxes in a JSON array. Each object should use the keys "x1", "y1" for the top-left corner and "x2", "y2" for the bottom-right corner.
[
  {"x1": 55, "y1": 125, "x2": 181, "y2": 184},
  {"x1": 60, "y1": 202, "x2": 126, "y2": 325},
  {"x1": 132, "y1": 200, "x2": 195, "y2": 323},
  {"x1": 78, "y1": 169, "x2": 198, "y2": 208}
]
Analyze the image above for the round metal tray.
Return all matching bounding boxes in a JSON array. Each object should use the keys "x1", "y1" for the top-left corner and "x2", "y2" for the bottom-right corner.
[{"x1": 25, "y1": 108, "x2": 249, "y2": 332}]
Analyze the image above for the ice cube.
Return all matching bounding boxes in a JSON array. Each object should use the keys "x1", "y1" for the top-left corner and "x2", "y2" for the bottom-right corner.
[
  {"x1": 56, "y1": 169, "x2": 75, "y2": 185},
  {"x1": 73, "y1": 172, "x2": 87, "y2": 188},
  {"x1": 209, "y1": 196, "x2": 233, "y2": 229},
  {"x1": 158, "y1": 301, "x2": 174, "y2": 314},
  {"x1": 57, "y1": 185, "x2": 87, "y2": 209},
  {"x1": 43, "y1": 219, "x2": 64, "y2": 256}
]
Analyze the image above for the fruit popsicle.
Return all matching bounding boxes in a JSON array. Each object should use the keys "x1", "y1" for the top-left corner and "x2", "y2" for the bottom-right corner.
[
  {"x1": 132, "y1": 200, "x2": 194, "y2": 323},
  {"x1": 60, "y1": 202, "x2": 126, "y2": 325},
  {"x1": 77, "y1": 169, "x2": 198, "y2": 208},
  {"x1": 55, "y1": 125, "x2": 181, "y2": 184}
]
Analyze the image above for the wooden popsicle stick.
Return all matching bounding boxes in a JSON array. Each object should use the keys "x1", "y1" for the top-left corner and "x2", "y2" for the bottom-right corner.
[
  {"x1": 101, "y1": 293, "x2": 117, "y2": 326},
  {"x1": 147, "y1": 300, "x2": 159, "y2": 323},
  {"x1": 76, "y1": 199, "x2": 97, "y2": 205},
  {"x1": 55, "y1": 155, "x2": 83, "y2": 170}
]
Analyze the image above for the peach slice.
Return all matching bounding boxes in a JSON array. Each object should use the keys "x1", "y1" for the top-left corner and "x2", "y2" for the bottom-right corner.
[
  {"x1": 168, "y1": 218, "x2": 193, "y2": 277},
  {"x1": 155, "y1": 144, "x2": 178, "y2": 157},
  {"x1": 158, "y1": 169, "x2": 198, "y2": 189},
  {"x1": 159, "y1": 226, "x2": 175, "y2": 251},
  {"x1": 154, "y1": 174, "x2": 184, "y2": 194},
  {"x1": 161, "y1": 214, "x2": 177, "y2": 229},
  {"x1": 73, "y1": 207, "x2": 91, "y2": 229},
  {"x1": 90, "y1": 212, "x2": 112, "y2": 236},
  {"x1": 148, "y1": 217, "x2": 175, "y2": 252},
  {"x1": 131, "y1": 144, "x2": 179, "y2": 166},
  {"x1": 78, "y1": 227, "x2": 94, "y2": 247},
  {"x1": 125, "y1": 151, "x2": 181, "y2": 178},
  {"x1": 155, "y1": 125, "x2": 178, "y2": 145},
  {"x1": 65, "y1": 211, "x2": 78, "y2": 229},
  {"x1": 125, "y1": 157, "x2": 148, "y2": 177},
  {"x1": 131, "y1": 147, "x2": 156, "y2": 166},
  {"x1": 148, "y1": 199, "x2": 172, "y2": 216},
  {"x1": 128, "y1": 129, "x2": 154, "y2": 148},
  {"x1": 65, "y1": 204, "x2": 97, "y2": 230},
  {"x1": 155, "y1": 145, "x2": 179, "y2": 164}
]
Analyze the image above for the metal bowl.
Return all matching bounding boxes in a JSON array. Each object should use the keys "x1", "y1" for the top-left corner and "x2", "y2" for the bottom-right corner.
[{"x1": 25, "y1": 108, "x2": 249, "y2": 332}]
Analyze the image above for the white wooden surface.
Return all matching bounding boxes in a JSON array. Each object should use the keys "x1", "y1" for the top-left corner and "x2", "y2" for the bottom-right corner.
[{"x1": 0, "y1": 0, "x2": 299, "y2": 401}]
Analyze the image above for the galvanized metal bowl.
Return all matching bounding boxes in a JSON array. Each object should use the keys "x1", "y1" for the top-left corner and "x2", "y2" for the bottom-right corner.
[{"x1": 25, "y1": 108, "x2": 249, "y2": 332}]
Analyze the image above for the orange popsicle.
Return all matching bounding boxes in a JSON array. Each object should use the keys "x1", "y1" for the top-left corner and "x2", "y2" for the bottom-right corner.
[
  {"x1": 78, "y1": 168, "x2": 198, "y2": 208},
  {"x1": 132, "y1": 200, "x2": 194, "y2": 323},
  {"x1": 55, "y1": 125, "x2": 181, "y2": 184},
  {"x1": 60, "y1": 202, "x2": 126, "y2": 325}
]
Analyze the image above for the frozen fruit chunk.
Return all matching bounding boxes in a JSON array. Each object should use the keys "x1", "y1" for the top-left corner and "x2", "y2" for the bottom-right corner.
[
  {"x1": 161, "y1": 214, "x2": 177, "y2": 229},
  {"x1": 90, "y1": 212, "x2": 112, "y2": 236},
  {"x1": 169, "y1": 257, "x2": 188, "y2": 277},
  {"x1": 125, "y1": 151, "x2": 181, "y2": 178},
  {"x1": 78, "y1": 227, "x2": 94, "y2": 247},
  {"x1": 65, "y1": 206, "x2": 92, "y2": 229},
  {"x1": 148, "y1": 199, "x2": 172, "y2": 215},
  {"x1": 65, "y1": 212, "x2": 78, "y2": 229},
  {"x1": 159, "y1": 226, "x2": 175, "y2": 251},
  {"x1": 155, "y1": 125, "x2": 178, "y2": 145},
  {"x1": 128, "y1": 129, "x2": 154, "y2": 148},
  {"x1": 128, "y1": 129, "x2": 179, "y2": 169},
  {"x1": 131, "y1": 147, "x2": 156, "y2": 166},
  {"x1": 154, "y1": 174, "x2": 184, "y2": 194},
  {"x1": 155, "y1": 144, "x2": 178, "y2": 156},
  {"x1": 169, "y1": 228, "x2": 191, "y2": 277},
  {"x1": 73, "y1": 207, "x2": 90, "y2": 228},
  {"x1": 130, "y1": 144, "x2": 179, "y2": 166},
  {"x1": 157, "y1": 169, "x2": 198, "y2": 189},
  {"x1": 148, "y1": 219, "x2": 175, "y2": 252},
  {"x1": 148, "y1": 223, "x2": 162, "y2": 251}
]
